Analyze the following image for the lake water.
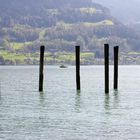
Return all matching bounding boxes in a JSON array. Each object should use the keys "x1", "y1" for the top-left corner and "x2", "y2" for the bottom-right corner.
[{"x1": 0, "y1": 65, "x2": 140, "y2": 140}]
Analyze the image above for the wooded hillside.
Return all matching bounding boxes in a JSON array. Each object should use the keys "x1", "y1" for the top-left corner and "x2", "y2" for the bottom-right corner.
[{"x1": 0, "y1": 0, "x2": 139, "y2": 65}]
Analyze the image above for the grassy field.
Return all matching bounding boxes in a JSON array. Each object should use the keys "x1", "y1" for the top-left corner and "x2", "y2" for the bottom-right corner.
[
  {"x1": 10, "y1": 42, "x2": 32, "y2": 50},
  {"x1": 0, "y1": 51, "x2": 96, "y2": 65}
]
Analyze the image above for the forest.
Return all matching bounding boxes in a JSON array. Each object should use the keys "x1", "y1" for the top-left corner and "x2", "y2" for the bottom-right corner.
[{"x1": 0, "y1": 0, "x2": 140, "y2": 65}]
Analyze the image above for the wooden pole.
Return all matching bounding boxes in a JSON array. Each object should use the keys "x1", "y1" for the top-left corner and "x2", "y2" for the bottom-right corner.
[
  {"x1": 39, "y1": 46, "x2": 45, "y2": 92},
  {"x1": 75, "y1": 46, "x2": 80, "y2": 90},
  {"x1": 114, "y1": 46, "x2": 119, "y2": 90},
  {"x1": 104, "y1": 44, "x2": 109, "y2": 94}
]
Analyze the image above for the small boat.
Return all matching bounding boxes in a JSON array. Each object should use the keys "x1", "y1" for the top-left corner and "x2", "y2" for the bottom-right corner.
[{"x1": 60, "y1": 64, "x2": 67, "y2": 68}]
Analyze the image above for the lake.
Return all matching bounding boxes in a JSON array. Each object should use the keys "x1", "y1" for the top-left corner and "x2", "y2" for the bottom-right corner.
[{"x1": 0, "y1": 65, "x2": 140, "y2": 140}]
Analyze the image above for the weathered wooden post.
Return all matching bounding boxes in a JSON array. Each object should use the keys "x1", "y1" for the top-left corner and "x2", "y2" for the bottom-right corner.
[
  {"x1": 75, "y1": 46, "x2": 80, "y2": 90},
  {"x1": 114, "y1": 46, "x2": 119, "y2": 90},
  {"x1": 39, "y1": 46, "x2": 45, "y2": 92},
  {"x1": 104, "y1": 44, "x2": 109, "y2": 94}
]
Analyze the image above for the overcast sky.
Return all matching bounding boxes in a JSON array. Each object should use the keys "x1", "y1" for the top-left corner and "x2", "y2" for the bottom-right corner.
[{"x1": 93, "y1": 0, "x2": 140, "y2": 24}]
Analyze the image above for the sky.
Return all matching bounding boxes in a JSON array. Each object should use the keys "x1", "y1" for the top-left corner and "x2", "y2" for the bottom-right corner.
[{"x1": 93, "y1": 0, "x2": 140, "y2": 24}]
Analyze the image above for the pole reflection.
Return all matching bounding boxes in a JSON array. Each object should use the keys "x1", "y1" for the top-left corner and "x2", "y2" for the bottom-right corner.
[
  {"x1": 113, "y1": 90, "x2": 120, "y2": 108},
  {"x1": 104, "y1": 94, "x2": 110, "y2": 111},
  {"x1": 75, "y1": 90, "x2": 82, "y2": 113},
  {"x1": 39, "y1": 91, "x2": 45, "y2": 106}
]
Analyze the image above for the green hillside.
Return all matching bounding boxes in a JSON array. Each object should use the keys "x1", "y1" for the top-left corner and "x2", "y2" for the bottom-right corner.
[{"x1": 0, "y1": 0, "x2": 140, "y2": 65}]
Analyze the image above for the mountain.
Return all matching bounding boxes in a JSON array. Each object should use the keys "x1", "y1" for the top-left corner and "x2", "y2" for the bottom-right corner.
[
  {"x1": 93, "y1": 0, "x2": 140, "y2": 24},
  {"x1": 0, "y1": 0, "x2": 140, "y2": 65}
]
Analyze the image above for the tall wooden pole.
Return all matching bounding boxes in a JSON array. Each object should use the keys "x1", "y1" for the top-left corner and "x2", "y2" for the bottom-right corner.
[
  {"x1": 114, "y1": 46, "x2": 119, "y2": 90},
  {"x1": 75, "y1": 46, "x2": 80, "y2": 90},
  {"x1": 39, "y1": 46, "x2": 45, "y2": 92},
  {"x1": 104, "y1": 44, "x2": 109, "y2": 94}
]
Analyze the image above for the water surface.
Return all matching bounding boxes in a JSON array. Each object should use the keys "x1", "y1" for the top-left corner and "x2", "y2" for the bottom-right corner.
[{"x1": 0, "y1": 66, "x2": 140, "y2": 140}]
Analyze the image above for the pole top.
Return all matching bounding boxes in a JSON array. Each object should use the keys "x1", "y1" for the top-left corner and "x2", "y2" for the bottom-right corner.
[
  {"x1": 40, "y1": 46, "x2": 45, "y2": 51},
  {"x1": 104, "y1": 44, "x2": 109, "y2": 47},
  {"x1": 114, "y1": 46, "x2": 119, "y2": 48}
]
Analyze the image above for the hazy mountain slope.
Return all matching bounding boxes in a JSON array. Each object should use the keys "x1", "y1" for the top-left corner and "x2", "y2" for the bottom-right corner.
[
  {"x1": 0, "y1": 0, "x2": 139, "y2": 65},
  {"x1": 93, "y1": 0, "x2": 140, "y2": 24}
]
